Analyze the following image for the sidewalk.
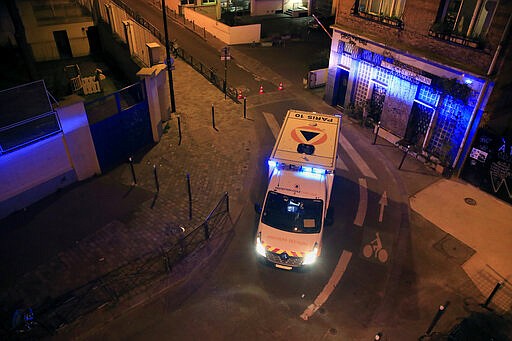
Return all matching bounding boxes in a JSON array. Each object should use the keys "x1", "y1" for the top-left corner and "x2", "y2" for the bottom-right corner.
[
  {"x1": 411, "y1": 177, "x2": 512, "y2": 312},
  {"x1": 0, "y1": 56, "x2": 258, "y2": 332}
]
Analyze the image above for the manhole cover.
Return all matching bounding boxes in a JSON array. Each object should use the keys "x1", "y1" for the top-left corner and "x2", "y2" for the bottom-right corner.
[
  {"x1": 433, "y1": 234, "x2": 475, "y2": 265},
  {"x1": 464, "y1": 197, "x2": 477, "y2": 206}
]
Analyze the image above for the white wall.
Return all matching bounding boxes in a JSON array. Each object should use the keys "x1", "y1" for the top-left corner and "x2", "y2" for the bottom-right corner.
[
  {"x1": 17, "y1": 1, "x2": 93, "y2": 61},
  {"x1": 183, "y1": 7, "x2": 261, "y2": 44},
  {"x1": 0, "y1": 97, "x2": 101, "y2": 219},
  {"x1": 0, "y1": 136, "x2": 73, "y2": 202},
  {"x1": 251, "y1": 0, "x2": 283, "y2": 15}
]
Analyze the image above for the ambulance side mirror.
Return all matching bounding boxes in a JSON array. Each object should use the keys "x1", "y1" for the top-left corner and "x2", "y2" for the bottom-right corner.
[{"x1": 254, "y1": 203, "x2": 262, "y2": 214}]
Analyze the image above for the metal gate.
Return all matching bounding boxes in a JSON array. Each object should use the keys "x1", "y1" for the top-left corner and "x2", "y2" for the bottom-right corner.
[
  {"x1": 87, "y1": 81, "x2": 153, "y2": 172},
  {"x1": 461, "y1": 129, "x2": 512, "y2": 204}
]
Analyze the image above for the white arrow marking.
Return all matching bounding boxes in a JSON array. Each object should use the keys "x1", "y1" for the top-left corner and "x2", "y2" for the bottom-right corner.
[{"x1": 378, "y1": 191, "x2": 387, "y2": 223}]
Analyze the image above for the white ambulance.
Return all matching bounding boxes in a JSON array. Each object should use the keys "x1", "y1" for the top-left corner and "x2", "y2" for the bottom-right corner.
[{"x1": 255, "y1": 109, "x2": 341, "y2": 270}]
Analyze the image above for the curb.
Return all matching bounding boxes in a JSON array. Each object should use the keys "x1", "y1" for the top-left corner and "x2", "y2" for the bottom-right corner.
[{"x1": 52, "y1": 202, "x2": 245, "y2": 340}]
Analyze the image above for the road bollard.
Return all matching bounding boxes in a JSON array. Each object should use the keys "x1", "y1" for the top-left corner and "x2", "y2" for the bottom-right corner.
[
  {"x1": 211, "y1": 104, "x2": 216, "y2": 130},
  {"x1": 203, "y1": 221, "x2": 210, "y2": 240},
  {"x1": 187, "y1": 173, "x2": 192, "y2": 220},
  {"x1": 129, "y1": 157, "x2": 137, "y2": 185},
  {"x1": 373, "y1": 121, "x2": 381, "y2": 145},
  {"x1": 153, "y1": 164, "x2": 159, "y2": 192},
  {"x1": 398, "y1": 145, "x2": 410, "y2": 170},
  {"x1": 244, "y1": 97, "x2": 247, "y2": 119},
  {"x1": 482, "y1": 282, "x2": 504, "y2": 309},
  {"x1": 177, "y1": 114, "x2": 182, "y2": 145},
  {"x1": 422, "y1": 301, "x2": 450, "y2": 337}
]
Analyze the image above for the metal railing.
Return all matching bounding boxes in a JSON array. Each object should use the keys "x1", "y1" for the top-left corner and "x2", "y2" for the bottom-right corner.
[
  {"x1": 107, "y1": 0, "x2": 240, "y2": 103},
  {"x1": 6, "y1": 193, "x2": 232, "y2": 338}
]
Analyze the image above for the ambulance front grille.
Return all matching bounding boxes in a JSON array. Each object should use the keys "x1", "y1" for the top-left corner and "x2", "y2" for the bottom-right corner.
[{"x1": 266, "y1": 251, "x2": 303, "y2": 267}]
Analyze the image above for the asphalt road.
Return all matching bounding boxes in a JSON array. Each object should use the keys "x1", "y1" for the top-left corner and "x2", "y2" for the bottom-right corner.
[{"x1": 72, "y1": 2, "x2": 503, "y2": 340}]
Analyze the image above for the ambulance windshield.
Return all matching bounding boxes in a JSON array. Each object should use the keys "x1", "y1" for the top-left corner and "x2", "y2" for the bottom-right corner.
[{"x1": 261, "y1": 191, "x2": 323, "y2": 233}]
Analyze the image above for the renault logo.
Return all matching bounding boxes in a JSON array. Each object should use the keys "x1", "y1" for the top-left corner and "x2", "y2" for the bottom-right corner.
[{"x1": 280, "y1": 252, "x2": 289, "y2": 261}]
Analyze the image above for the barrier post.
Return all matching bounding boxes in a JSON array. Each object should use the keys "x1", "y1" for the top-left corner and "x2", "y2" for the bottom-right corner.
[
  {"x1": 153, "y1": 164, "x2": 159, "y2": 192},
  {"x1": 129, "y1": 157, "x2": 137, "y2": 185},
  {"x1": 422, "y1": 302, "x2": 450, "y2": 338},
  {"x1": 211, "y1": 104, "x2": 216, "y2": 130},
  {"x1": 482, "y1": 282, "x2": 504, "y2": 309},
  {"x1": 187, "y1": 173, "x2": 192, "y2": 220},
  {"x1": 398, "y1": 145, "x2": 410, "y2": 170},
  {"x1": 373, "y1": 121, "x2": 381, "y2": 145},
  {"x1": 244, "y1": 97, "x2": 247, "y2": 119}
]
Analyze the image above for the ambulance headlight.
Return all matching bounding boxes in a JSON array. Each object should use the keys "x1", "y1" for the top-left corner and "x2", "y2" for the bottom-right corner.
[
  {"x1": 268, "y1": 160, "x2": 277, "y2": 168},
  {"x1": 256, "y1": 232, "x2": 266, "y2": 257},
  {"x1": 303, "y1": 243, "x2": 319, "y2": 265}
]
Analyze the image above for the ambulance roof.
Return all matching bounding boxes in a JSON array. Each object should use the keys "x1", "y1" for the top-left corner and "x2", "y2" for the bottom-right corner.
[{"x1": 270, "y1": 110, "x2": 341, "y2": 171}]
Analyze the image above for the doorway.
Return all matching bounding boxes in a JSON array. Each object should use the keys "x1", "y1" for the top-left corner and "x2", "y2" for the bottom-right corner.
[
  {"x1": 53, "y1": 30, "x2": 73, "y2": 59},
  {"x1": 334, "y1": 68, "x2": 349, "y2": 108},
  {"x1": 404, "y1": 101, "x2": 434, "y2": 148}
]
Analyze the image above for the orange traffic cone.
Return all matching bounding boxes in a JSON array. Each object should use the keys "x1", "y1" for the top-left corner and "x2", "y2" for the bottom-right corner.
[
  {"x1": 278, "y1": 82, "x2": 284, "y2": 90},
  {"x1": 237, "y1": 89, "x2": 243, "y2": 99},
  {"x1": 259, "y1": 85, "x2": 264, "y2": 94}
]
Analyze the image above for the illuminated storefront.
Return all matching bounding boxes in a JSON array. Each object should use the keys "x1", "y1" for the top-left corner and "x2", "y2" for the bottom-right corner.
[{"x1": 325, "y1": 29, "x2": 493, "y2": 171}]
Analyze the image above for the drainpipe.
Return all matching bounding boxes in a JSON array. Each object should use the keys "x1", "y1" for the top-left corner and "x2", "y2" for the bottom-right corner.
[{"x1": 453, "y1": 12, "x2": 512, "y2": 172}]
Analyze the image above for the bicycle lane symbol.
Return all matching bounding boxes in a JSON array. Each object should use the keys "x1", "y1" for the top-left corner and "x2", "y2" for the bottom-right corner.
[{"x1": 361, "y1": 229, "x2": 390, "y2": 264}]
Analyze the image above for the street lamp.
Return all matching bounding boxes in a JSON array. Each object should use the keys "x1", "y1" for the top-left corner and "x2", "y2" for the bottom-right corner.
[
  {"x1": 221, "y1": 46, "x2": 231, "y2": 100},
  {"x1": 161, "y1": 0, "x2": 176, "y2": 113}
]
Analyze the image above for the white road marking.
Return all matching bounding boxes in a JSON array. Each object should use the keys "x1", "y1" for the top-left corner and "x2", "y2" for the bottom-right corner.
[
  {"x1": 378, "y1": 191, "x2": 388, "y2": 223},
  {"x1": 263, "y1": 112, "x2": 280, "y2": 139},
  {"x1": 339, "y1": 135, "x2": 377, "y2": 179},
  {"x1": 300, "y1": 250, "x2": 353, "y2": 321},
  {"x1": 354, "y1": 178, "x2": 367, "y2": 227}
]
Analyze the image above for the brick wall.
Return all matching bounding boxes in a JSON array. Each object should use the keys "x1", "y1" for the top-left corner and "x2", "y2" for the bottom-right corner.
[{"x1": 334, "y1": 0, "x2": 512, "y2": 77}]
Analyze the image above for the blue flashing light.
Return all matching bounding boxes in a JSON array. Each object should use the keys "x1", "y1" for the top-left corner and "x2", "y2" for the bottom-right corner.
[
  {"x1": 296, "y1": 171, "x2": 323, "y2": 180},
  {"x1": 301, "y1": 166, "x2": 326, "y2": 175},
  {"x1": 268, "y1": 160, "x2": 277, "y2": 168}
]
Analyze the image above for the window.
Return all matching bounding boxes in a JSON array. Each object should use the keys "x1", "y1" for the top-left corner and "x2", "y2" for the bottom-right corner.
[
  {"x1": 435, "y1": 0, "x2": 497, "y2": 38},
  {"x1": 358, "y1": 0, "x2": 406, "y2": 19},
  {"x1": 261, "y1": 191, "x2": 323, "y2": 234}
]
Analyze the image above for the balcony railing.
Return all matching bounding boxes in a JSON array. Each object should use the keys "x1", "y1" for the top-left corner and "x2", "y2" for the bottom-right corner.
[
  {"x1": 428, "y1": 25, "x2": 484, "y2": 49},
  {"x1": 354, "y1": 10, "x2": 404, "y2": 29}
]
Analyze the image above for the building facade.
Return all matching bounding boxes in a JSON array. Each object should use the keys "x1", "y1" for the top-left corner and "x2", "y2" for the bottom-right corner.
[
  {"x1": 324, "y1": 0, "x2": 511, "y2": 173},
  {"x1": 17, "y1": 0, "x2": 93, "y2": 61}
]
